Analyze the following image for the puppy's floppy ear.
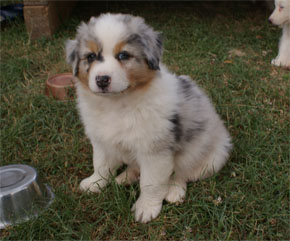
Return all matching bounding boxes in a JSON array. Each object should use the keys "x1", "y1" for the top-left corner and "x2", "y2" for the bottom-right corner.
[
  {"x1": 141, "y1": 31, "x2": 163, "y2": 70},
  {"x1": 65, "y1": 39, "x2": 79, "y2": 76},
  {"x1": 143, "y1": 32, "x2": 163, "y2": 70},
  {"x1": 128, "y1": 17, "x2": 163, "y2": 70}
]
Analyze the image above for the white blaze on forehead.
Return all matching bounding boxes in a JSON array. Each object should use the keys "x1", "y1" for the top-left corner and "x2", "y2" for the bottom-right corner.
[
  {"x1": 92, "y1": 14, "x2": 128, "y2": 54},
  {"x1": 88, "y1": 54, "x2": 129, "y2": 94}
]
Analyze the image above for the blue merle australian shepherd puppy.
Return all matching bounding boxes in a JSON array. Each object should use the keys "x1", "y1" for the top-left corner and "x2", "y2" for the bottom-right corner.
[{"x1": 65, "y1": 13, "x2": 232, "y2": 223}]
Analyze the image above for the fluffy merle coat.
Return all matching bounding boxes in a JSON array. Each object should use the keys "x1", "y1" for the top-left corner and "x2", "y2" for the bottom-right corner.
[{"x1": 65, "y1": 13, "x2": 232, "y2": 223}]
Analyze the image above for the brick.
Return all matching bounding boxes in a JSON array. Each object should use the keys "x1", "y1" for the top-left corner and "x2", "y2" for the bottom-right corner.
[
  {"x1": 23, "y1": 0, "x2": 49, "y2": 6},
  {"x1": 24, "y1": 1, "x2": 76, "y2": 40}
]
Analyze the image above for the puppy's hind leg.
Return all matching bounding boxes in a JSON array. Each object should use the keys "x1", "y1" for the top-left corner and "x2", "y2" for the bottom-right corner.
[
  {"x1": 165, "y1": 174, "x2": 187, "y2": 204},
  {"x1": 115, "y1": 163, "x2": 140, "y2": 185}
]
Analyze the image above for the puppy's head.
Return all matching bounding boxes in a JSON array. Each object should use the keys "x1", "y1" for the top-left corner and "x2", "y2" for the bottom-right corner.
[
  {"x1": 269, "y1": 0, "x2": 290, "y2": 26},
  {"x1": 65, "y1": 13, "x2": 163, "y2": 95}
]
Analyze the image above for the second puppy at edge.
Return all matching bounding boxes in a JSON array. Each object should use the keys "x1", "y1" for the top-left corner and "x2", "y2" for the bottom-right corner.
[
  {"x1": 65, "y1": 13, "x2": 232, "y2": 223},
  {"x1": 269, "y1": 0, "x2": 290, "y2": 69}
]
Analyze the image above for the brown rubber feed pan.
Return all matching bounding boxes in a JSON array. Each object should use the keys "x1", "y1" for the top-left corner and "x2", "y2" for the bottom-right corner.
[{"x1": 45, "y1": 73, "x2": 75, "y2": 101}]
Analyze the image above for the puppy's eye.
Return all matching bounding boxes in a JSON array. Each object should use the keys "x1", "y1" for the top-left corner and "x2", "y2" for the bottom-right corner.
[
  {"x1": 116, "y1": 51, "x2": 131, "y2": 61},
  {"x1": 87, "y1": 52, "x2": 103, "y2": 63},
  {"x1": 87, "y1": 53, "x2": 97, "y2": 63}
]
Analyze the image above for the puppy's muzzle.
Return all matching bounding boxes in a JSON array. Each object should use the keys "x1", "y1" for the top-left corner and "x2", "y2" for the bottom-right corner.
[{"x1": 96, "y1": 75, "x2": 111, "y2": 90}]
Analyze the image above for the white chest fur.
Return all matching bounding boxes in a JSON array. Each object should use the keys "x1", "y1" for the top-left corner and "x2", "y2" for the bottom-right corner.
[{"x1": 76, "y1": 71, "x2": 178, "y2": 152}]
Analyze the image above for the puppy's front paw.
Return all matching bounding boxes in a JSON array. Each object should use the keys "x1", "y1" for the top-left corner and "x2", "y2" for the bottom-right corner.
[
  {"x1": 271, "y1": 58, "x2": 290, "y2": 68},
  {"x1": 271, "y1": 58, "x2": 277, "y2": 66},
  {"x1": 271, "y1": 57, "x2": 281, "y2": 66},
  {"x1": 79, "y1": 175, "x2": 105, "y2": 193},
  {"x1": 131, "y1": 197, "x2": 162, "y2": 223},
  {"x1": 165, "y1": 184, "x2": 186, "y2": 204}
]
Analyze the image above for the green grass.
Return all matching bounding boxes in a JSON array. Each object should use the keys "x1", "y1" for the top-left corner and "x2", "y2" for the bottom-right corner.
[{"x1": 1, "y1": 1, "x2": 289, "y2": 240}]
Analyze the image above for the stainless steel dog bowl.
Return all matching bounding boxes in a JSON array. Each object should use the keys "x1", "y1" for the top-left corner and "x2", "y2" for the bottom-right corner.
[{"x1": 0, "y1": 164, "x2": 54, "y2": 229}]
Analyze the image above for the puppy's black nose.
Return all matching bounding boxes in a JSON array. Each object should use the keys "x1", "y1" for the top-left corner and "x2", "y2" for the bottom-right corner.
[{"x1": 96, "y1": 75, "x2": 111, "y2": 89}]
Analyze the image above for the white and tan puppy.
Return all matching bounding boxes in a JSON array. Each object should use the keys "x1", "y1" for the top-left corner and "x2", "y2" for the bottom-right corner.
[
  {"x1": 65, "y1": 13, "x2": 232, "y2": 223},
  {"x1": 269, "y1": 0, "x2": 290, "y2": 68}
]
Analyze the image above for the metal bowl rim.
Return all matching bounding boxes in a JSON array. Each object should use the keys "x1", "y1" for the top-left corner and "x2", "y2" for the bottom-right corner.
[{"x1": 0, "y1": 164, "x2": 37, "y2": 197}]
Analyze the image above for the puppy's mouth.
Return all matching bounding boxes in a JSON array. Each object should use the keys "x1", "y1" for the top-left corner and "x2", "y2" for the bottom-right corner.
[
  {"x1": 273, "y1": 19, "x2": 290, "y2": 27},
  {"x1": 281, "y1": 20, "x2": 290, "y2": 26},
  {"x1": 94, "y1": 86, "x2": 131, "y2": 96}
]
